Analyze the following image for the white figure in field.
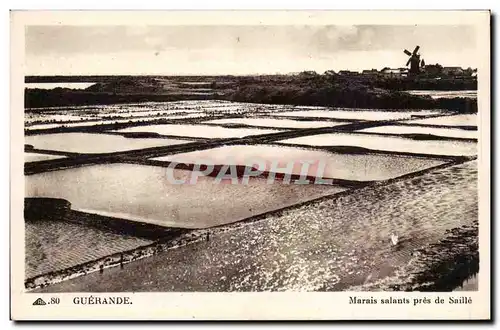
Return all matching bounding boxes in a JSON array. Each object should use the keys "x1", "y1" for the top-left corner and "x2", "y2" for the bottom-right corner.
[{"x1": 391, "y1": 233, "x2": 399, "y2": 247}]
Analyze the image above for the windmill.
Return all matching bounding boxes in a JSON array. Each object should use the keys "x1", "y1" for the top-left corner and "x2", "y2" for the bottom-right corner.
[{"x1": 404, "y1": 45, "x2": 424, "y2": 75}]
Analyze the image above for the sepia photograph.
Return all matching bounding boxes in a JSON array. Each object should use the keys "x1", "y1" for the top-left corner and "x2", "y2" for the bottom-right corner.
[{"x1": 10, "y1": 10, "x2": 490, "y2": 320}]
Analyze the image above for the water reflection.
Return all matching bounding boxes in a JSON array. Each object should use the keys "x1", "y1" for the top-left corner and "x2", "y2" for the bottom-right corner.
[
  {"x1": 154, "y1": 145, "x2": 446, "y2": 181},
  {"x1": 25, "y1": 163, "x2": 344, "y2": 228},
  {"x1": 280, "y1": 133, "x2": 476, "y2": 157},
  {"x1": 114, "y1": 124, "x2": 282, "y2": 139},
  {"x1": 203, "y1": 118, "x2": 347, "y2": 129},
  {"x1": 359, "y1": 125, "x2": 477, "y2": 139},
  {"x1": 25, "y1": 133, "x2": 192, "y2": 153},
  {"x1": 273, "y1": 109, "x2": 442, "y2": 121}
]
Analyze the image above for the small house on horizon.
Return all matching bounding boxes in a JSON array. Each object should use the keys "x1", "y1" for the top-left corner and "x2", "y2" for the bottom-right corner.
[
  {"x1": 442, "y1": 66, "x2": 465, "y2": 76},
  {"x1": 361, "y1": 69, "x2": 379, "y2": 76},
  {"x1": 380, "y1": 67, "x2": 408, "y2": 78},
  {"x1": 337, "y1": 70, "x2": 359, "y2": 76}
]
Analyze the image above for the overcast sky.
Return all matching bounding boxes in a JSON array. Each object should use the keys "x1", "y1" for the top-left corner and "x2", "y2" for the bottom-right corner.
[{"x1": 25, "y1": 25, "x2": 477, "y2": 75}]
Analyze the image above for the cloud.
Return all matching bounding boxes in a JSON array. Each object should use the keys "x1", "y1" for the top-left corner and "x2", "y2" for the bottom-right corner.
[
  {"x1": 25, "y1": 25, "x2": 478, "y2": 75},
  {"x1": 124, "y1": 26, "x2": 151, "y2": 36}
]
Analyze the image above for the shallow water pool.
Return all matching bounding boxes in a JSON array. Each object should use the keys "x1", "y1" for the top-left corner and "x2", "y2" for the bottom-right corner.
[
  {"x1": 279, "y1": 133, "x2": 476, "y2": 157},
  {"x1": 114, "y1": 124, "x2": 283, "y2": 139},
  {"x1": 358, "y1": 125, "x2": 477, "y2": 139},
  {"x1": 153, "y1": 145, "x2": 446, "y2": 182},
  {"x1": 404, "y1": 114, "x2": 477, "y2": 127},
  {"x1": 272, "y1": 109, "x2": 442, "y2": 121},
  {"x1": 25, "y1": 133, "x2": 192, "y2": 154},
  {"x1": 25, "y1": 82, "x2": 96, "y2": 90},
  {"x1": 25, "y1": 152, "x2": 66, "y2": 163},
  {"x1": 25, "y1": 113, "x2": 207, "y2": 130},
  {"x1": 25, "y1": 163, "x2": 344, "y2": 229},
  {"x1": 202, "y1": 118, "x2": 348, "y2": 129}
]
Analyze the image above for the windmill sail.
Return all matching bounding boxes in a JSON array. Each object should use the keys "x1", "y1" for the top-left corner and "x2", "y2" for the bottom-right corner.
[{"x1": 404, "y1": 45, "x2": 422, "y2": 75}]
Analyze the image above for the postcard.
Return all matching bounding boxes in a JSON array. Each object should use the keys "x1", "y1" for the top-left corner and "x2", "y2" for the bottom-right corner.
[{"x1": 10, "y1": 10, "x2": 490, "y2": 320}]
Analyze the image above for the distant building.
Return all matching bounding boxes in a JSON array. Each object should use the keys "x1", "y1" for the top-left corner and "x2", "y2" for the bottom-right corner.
[
  {"x1": 423, "y1": 64, "x2": 443, "y2": 76},
  {"x1": 380, "y1": 67, "x2": 407, "y2": 78},
  {"x1": 338, "y1": 70, "x2": 359, "y2": 76},
  {"x1": 299, "y1": 71, "x2": 319, "y2": 76},
  {"x1": 442, "y1": 66, "x2": 464, "y2": 76},
  {"x1": 324, "y1": 70, "x2": 337, "y2": 76},
  {"x1": 361, "y1": 69, "x2": 379, "y2": 76}
]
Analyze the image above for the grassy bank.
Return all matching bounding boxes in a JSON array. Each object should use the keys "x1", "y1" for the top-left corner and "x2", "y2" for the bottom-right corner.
[
  {"x1": 224, "y1": 82, "x2": 476, "y2": 113},
  {"x1": 392, "y1": 220, "x2": 479, "y2": 292},
  {"x1": 25, "y1": 75, "x2": 477, "y2": 113},
  {"x1": 25, "y1": 89, "x2": 213, "y2": 108},
  {"x1": 351, "y1": 219, "x2": 479, "y2": 292}
]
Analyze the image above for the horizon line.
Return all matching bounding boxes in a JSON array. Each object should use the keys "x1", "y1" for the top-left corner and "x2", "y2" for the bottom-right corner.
[{"x1": 24, "y1": 66, "x2": 478, "y2": 77}]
